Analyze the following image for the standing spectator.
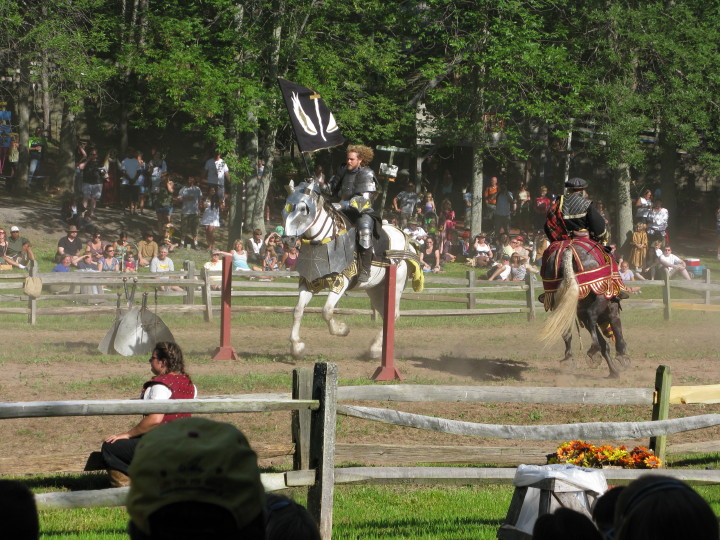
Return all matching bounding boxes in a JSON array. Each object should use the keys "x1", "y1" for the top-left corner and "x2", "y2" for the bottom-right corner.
[
  {"x1": 647, "y1": 198, "x2": 669, "y2": 246},
  {"x1": 422, "y1": 191, "x2": 436, "y2": 217},
  {"x1": 515, "y1": 182, "x2": 531, "y2": 235},
  {"x1": 6, "y1": 134, "x2": 19, "y2": 191},
  {"x1": 463, "y1": 187, "x2": 473, "y2": 225},
  {"x1": 245, "y1": 229, "x2": 265, "y2": 266},
  {"x1": 81, "y1": 147, "x2": 105, "y2": 219},
  {"x1": 27, "y1": 127, "x2": 46, "y2": 189},
  {"x1": 483, "y1": 176, "x2": 499, "y2": 227},
  {"x1": 6, "y1": 226, "x2": 34, "y2": 268},
  {"x1": 101, "y1": 149, "x2": 120, "y2": 207},
  {"x1": 595, "y1": 201, "x2": 611, "y2": 242},
  {"x1": 653, "y1": 245, "x2": 692, "y2": 280},
  {"x1": 629, "y1": 222, "x2": 649, "y2": 273},
  {"x1": 493, "y1": 184, "x2": 514, "y2": 238},
  {"x1": 137, "y1": 231, "x2": 159, "y2": 268},
  {"x1": 533, "y1": 185, "x2": 552, "y2": 232},
  {"x1": 154, "y1": 174, "x2": 175, "y2": 234},
  {"x1": 203, "y1": 150, "x2": 230, "y2": 198},
  {"x1": 635, "y1": 188, "x2": 653, "y2": 223},
  {"x1": 178, "y1": 176, "x2": 202, "y2": 249},
  {"x1": 439, "y1": 199, "x2": 456, "y2": 240},
  {"x1": 74, "y1": 137, "x2": 88, "y2": 195},
  {"x1": 200, "y1": 185, "x2": 222, "y2": 251},
  {"x1": 56, "y1": 225, "x2": 84, "y2": 266},
  {"x1": 393, "y1": 181, "x2": 421, "y2": 229},
  {"x1": 148, "y1": 151, "x2": 167, "y2": 207},
  {"x1": 121, "y1": 150, "x2": 144, "y2": 215},
  {"x1": 438, "y1": 170, "x2": 454, "y2": 199}
]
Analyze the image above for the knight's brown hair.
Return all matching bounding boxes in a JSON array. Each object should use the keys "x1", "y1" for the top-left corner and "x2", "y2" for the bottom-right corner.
[{"x1": 347, "y1": 144, "x2": 374, "y2": 166}]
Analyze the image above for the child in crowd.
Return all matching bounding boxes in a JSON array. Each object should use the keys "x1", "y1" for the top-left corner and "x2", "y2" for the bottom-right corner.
[
  {"x1": 123, "y1": 251, "x2": 137, "y2": 273},
  {"x1": 618, "y1": 261, "x2": 641, "y2": 293}
]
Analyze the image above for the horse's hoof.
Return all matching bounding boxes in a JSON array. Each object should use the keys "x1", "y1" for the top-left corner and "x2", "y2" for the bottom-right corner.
[
  {"x1": 560, "y1": 355, "x2": 573, "y2": 363},
  {"x1": 586, "y1": 354, "x2": 602, "y2": 368},
  {"x1": 368, "y1": 347, "x2": 382, "y2": 359},
  {"x1": 607, "y1": 370, "x2": 621, "y2": 379},
  {"x1": 330, "y1": 322, "x2": 350, "y2": 337},
  {"x1": 616, "y1": 355, "x2": 631, "y2": 368},
  {"x1": 291, "y1": 342, "x2": 306, "y2": 359}
]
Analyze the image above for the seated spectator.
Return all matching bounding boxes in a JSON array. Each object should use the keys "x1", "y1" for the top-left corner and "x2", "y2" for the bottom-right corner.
[
  {"x1": 265, "y1": 231, "x2": 284, "y2": 259},
  {"x1": 245, "y1": 228, "x2": 265, "y2": 266},
  {"x1": 60, "y1": 196, "x2": 87, "y2": 228},
  {"x1": 495, "y1": 232, "x2": 510, "y2": 257},
  {"x1": 0, "y1": 479, "x2": 39, "y2": 540},
  {"x1": 123, "y1": 251, "x2": 137, "y2": 273},
  {"x1": 280, "y1": 243, "x2": 300, "y2": 271},
  {"x1": 438, "y1": 230, "x2": 456, "y2": 264},
  {"x1": 77, "y1": 252, "x2": 102, "y2": 299},
  {"x1": 509, "y1": 235, "x2": 529, "y2": 262},
  {"x1": 138, "y1": 232, "x2": 159, "y2": 267},
  {"x1": 263, "y1": 246, "x2": 278, "y2": 272},
  {"x1": 403, "y1": 217, "x2": 428, "y2": 247},
  {"x1": 508, "y1": 253, "x2": 527, "y2": 281},
  {"x1": 151, "y1": 247, "x2": 183, "y2": 291},
  {"x1": 532, "y1": 508, "x2": 602, "y2": 540},
  {"x1": 125, "y1": 418, "x2": 266, "y2": 540},
  {"x1": 458, "y1": 229, "x2": 471, "y2": 260},
  {"x1": 102, "y1": 342, "x2": 196, "y2": 488},
  {"x1": 487, "y1": 253, "x2": 511, "y2": 281},
  {"x1": 471, "y1": 234, "x2": 494, "y2": 267},
  {"x1": 86, "y1": 231, "x2": 105, "y2": 263},
  {"x1": 100, "y1": 244, "x2": 120, "y2": 272},
  {"x1": 420, "y1": 236, "x2": 441, "y2": 273},
  {"x1": 652, "y1": 245, "x2": 692, "y2": 280},
  {"x1": 266, "y1": 494, "x2": 321, "y2": 540},
  {"x1": 6, "y1": 226, "x2": 35, "y2": 269},
  {"x1": 217, "y1": 240, "x2": 262, "y2": 273},
  {"x1": 204, "y1": 249, "x2": 223, "y2": 290},
  {"x1": 56, "y1": 225, "x2": 84, "y2": 266},
  {"x1": 52, "y1": 254, "x2": 72, "y2": 272},
  {"x1": 0, "y1": 228, "x2": 25, "y2": 270},
  {"x1": 160, "y1": 223, "x2": 179, "y2": 253},
  {"x1": 618, "y1": 261, "x2": 641, "y2": 293},
  {"x1": 113, "y1": 231, "x2": 131, "y2": 262},
  {"x1": 612, "y1": 475, "x2": 718, "y2": 540}
]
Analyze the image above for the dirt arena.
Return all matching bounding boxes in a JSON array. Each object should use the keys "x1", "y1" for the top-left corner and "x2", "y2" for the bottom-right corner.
[{"x1": 2, "y1": 307, "x2": 720, "y2": 470}]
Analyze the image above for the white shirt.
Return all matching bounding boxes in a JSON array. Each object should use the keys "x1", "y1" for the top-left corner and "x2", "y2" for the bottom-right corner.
[
  {"x1": 656, "y1": 248, "x2": 683, "y2": 269},
  {"x1": 649, "y1": 207, "x2": 668, "y2": 232},
  {"x1": 180, "y1": 185, "x2": 202, "y2": 215},
  {"x1": 121, "y1": 157, "x2": 142, "y2": 184},
  {"x1": 144, "y1": 383, "x2": 198, "y2": 399},
  {"x1": 151, "y1": 256, "x2": 174, "y2": 273},
  {"x1": 403, "y1": 226, "x2": 427, "y2": 242},
  {"x1": 204, "y1": 158, "x2": 229, "y2": 186}
]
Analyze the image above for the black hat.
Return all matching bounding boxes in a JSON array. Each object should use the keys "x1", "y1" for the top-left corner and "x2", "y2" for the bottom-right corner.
[{"x1": 565, "y1": 177, "x2": 588, "y2": 190}]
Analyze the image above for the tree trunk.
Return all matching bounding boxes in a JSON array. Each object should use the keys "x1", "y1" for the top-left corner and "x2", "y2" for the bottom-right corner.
[
  {"x1": 470, "y1": 146, "x2": 484, "y2": 237},
  {"x1": 17, "y1": 64, "x2": 31, "y2": 191},
  {"x1": 659, "y1": 131, "x2": 677, "y2": 235},
  {"x1": 615, "y1": 161, "x2": 634, "y2": 250},
  {"x1": 58, "y1": 101, "x2": 77, "y2": 191}
]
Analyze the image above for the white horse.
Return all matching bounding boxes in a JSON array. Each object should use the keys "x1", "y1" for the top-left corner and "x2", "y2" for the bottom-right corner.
[{"x1": 282, "y1": 181, "x2": 424, "y2": 359}]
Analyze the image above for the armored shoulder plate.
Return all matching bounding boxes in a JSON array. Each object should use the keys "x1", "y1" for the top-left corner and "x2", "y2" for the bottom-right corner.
[{"x1": 354, "y1": 167, "x2": 378, "y2": 193}]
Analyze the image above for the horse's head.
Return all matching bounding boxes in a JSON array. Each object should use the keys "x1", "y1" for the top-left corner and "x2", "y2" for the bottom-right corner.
[{"x1": 282, "y1": 180, "x2": 322, "y2": 244}]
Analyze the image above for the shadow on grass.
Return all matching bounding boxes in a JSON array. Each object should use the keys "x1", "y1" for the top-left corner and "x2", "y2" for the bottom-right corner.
[
  {"x1": 21, "y1": 472, "x2": 109, "y2": 491},
  {"x1": 407, "y1": 355, "x2": 528, "y2": 382},
  {"x1": 346, "y1": 516, "x2": 505, "y2": 536}
]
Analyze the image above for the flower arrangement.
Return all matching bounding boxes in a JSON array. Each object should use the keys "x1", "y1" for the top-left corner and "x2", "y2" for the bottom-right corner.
[{"x1": 547, "y1": 440, "x2": 662, "y2": 469}]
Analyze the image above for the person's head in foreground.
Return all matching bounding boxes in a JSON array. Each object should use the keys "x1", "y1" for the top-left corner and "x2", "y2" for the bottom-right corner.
[
  {"x1": 532, "y1": 507, "x2": 602, "y2": 540},
  {"x1": 0, "y1": 480, "x2": 39, "y2": 540},
  {"x1": 612, "y1": 475, "x2": 719, "y2": 540},
  {"x1": 126, "y1": 417, "x2": 266, "y2": 540},
  {"x1": 266, "y1": 494, "x2": 321, "y2": 540}
]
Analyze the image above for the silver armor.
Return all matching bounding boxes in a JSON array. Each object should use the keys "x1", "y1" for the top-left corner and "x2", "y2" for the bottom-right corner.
[
  {"x1": 357, "y1": 214, "x2": 374, "y2": 250},
  {"x1": 334, "y1": 166, "x2": 378, "y2": 201}
]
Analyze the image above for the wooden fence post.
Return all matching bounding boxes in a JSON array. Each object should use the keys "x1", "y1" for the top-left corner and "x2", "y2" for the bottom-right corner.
[
  {"x1": 466, "y1": 270, "x2": 476, "y2": 310},
  {"x1": 183, "y1": 260, "x2": 196, "y2": 305},
  {"x1": 525, "y1": 272, "x2": 536, "y2": 321},
  {"x1": 705, "y1": 268, "x2": 711, "y2": 306},
  {"x1": 307, "y1": 362, "x2": 338, "y2": 540},
  {"x1": 201, "y1": 267, "x2": 212, "y2": 321},
  {"x1": 292, "y1": 367, "x2": 313, "y2": 471},
  {"x1": 663, "y1": 271, "x2": 671, "y2": 321},
  {"x1": 650, "y1": 365, "x2": 671, "y2": 464},
  {"x1": 28, "y1": 264, "x2": 38, "y2": 325}
]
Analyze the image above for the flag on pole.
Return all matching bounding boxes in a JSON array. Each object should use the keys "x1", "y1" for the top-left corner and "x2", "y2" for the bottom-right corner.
[{"x1": 278, "y1": 78, "x2": 345, "y2": 152}]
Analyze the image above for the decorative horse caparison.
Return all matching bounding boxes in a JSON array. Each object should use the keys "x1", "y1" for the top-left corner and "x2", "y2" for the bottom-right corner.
[
  {"x1": 282, "y1": 181, "x2": 424, "y2": 359},
  {"x1": 538, "y1": 239, "x2": 630, "y2": 378}
]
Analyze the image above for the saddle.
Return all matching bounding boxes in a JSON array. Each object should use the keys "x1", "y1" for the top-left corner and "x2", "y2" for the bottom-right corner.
[{"x1": 541, "y1": 236, "x2": 625, "y2": 307}]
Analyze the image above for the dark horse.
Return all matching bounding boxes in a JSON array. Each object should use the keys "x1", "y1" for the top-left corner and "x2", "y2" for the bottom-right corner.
[{"x1": 538, "y1": 239, "x2": 630, "y2": 378}]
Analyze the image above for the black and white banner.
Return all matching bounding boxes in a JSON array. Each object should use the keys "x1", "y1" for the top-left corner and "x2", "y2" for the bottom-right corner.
[{"x1": 278, "y1": 78, "x2": 345, "y2": 152}]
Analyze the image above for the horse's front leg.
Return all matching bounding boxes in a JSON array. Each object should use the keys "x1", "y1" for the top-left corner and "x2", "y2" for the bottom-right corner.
[
  {"x1": 606, "y1": 301, "x2": 630, "y2": 368},
  {"x1": 323, "y1": 278, "x2": 351, "y2": 337},
  {"x1": 290, "y1": 285, "x2": 314, "y2": 358},
  {"x1": 561, "y1": 330, "x2": 574, "y2": 364}
]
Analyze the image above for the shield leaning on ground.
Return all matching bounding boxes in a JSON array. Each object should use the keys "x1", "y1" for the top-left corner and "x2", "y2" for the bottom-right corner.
[{"x1": 112, "y1": 292, "x2": 174, "y2": 356}]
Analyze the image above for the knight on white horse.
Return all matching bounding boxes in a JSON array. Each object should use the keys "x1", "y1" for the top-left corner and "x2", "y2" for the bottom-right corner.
[{"x1": 282, "y1": 163, "x2": 423, "y2": 359}]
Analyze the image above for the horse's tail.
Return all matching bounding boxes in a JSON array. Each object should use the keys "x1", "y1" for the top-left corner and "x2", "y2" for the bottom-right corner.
[{"x1": 538, "y1": 247, "x2": 579, "y2": 344}]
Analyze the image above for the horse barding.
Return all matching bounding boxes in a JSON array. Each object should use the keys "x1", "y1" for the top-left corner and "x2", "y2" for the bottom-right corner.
[
  {"x1": 538, "y1": 235, "x2": 630, "y2": 377},
  {"x1": 282, "y1": 181, "x2": 424, "y2": 359}
]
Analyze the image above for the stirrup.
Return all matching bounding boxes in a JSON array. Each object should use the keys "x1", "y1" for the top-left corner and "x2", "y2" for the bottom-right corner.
[{"x1": 537, "y1": 293, "x2": 545, "y2": 303}]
